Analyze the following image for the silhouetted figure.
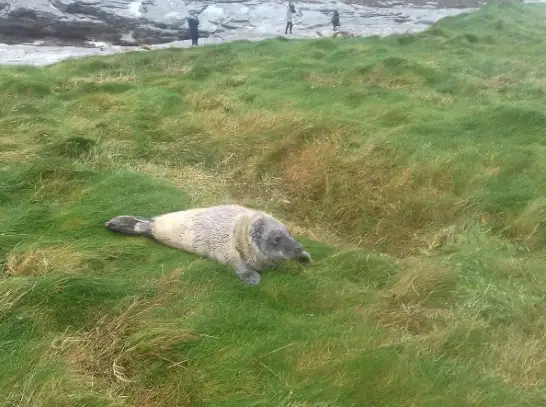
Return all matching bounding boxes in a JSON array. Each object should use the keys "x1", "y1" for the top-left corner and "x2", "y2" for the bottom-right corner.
[
  {"x1": 285, "y1": 1, "x2": 296, "y2": 34},
  {"x1": 187, "y1": 13, "x2": 200, "y2": 46},
  {"x1": 331, "y1": 10, "x2": 340, "y2": 31}
]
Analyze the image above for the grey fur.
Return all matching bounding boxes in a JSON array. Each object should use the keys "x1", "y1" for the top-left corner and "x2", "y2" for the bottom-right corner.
[{"x1": 104, "y1": 205, "x2": 311, "y2": 285}]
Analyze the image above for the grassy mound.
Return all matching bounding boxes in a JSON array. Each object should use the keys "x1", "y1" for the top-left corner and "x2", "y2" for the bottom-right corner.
[{"x1": 1, "y1": 1, "x2": 546, "y2": 405}]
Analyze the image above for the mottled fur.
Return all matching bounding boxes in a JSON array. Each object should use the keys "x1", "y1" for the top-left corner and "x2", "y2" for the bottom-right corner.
[{"x1": 105, "y1": 205, "x2": 311, "y2": 285}]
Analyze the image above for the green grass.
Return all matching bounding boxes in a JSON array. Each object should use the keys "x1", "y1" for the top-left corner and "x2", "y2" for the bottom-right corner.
[{"x1": 1, "y1": 1, "x2": 546, "y2": 405}]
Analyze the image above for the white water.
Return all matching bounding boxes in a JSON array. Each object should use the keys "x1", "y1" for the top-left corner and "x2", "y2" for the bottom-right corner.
[{"x1": 128, "y1": 0, "x2": 143, "y2": 17}]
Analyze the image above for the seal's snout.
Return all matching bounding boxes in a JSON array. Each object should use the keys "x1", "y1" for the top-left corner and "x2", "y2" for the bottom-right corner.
[
  {"x1": 291, "y1": 243, "x2": 311, "y2": 264},
  {"x1": 103, "y1": 215, "x2": 153, "y2": 237},
  {"x1": 298, "y1": 251, "x2": 311, "y2": 263},
  {"x1": 286, "y1": 240, "x2": 303, "y2": 258}
]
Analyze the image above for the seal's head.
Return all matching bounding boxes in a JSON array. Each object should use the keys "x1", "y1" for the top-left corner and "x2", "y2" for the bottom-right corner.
[{"x1": 250, "y1": 215, "x2": 311, "y2": 264}]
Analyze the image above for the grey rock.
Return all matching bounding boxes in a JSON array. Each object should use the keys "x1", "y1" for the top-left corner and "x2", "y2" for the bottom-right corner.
[
  {"x1": 416, "y1": 18, "x2": 436, "y2": 23},
  {"x1": 333, "y1": 29, "x2": 359, "y2": 37},
  {"x1": 0, "y1": 0, "x2": 485, "y2": 66},
  {"x1": 0, "y1": 0, "x2": 484, "y2": 46},
  {"x1": 0, "y1": 0, "x2": 209, "y2": 45}
]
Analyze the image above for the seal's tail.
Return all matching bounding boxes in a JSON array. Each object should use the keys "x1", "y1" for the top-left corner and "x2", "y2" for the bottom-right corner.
[{"x1": 105, "y1": 216, "x2": 154, "y2": 237}]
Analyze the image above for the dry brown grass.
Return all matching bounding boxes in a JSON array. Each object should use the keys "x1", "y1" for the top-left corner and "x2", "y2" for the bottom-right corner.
[
  {"x1": 30, "y1": 177, "x2": 86, "y2": 204},
  {"x1": 507, "y1": 198, "x2": 546, "y2": 243},
  {"x1": 184, "y1": 93, "x2": 238, "y2": 113},
  {"x1": 358, "y1": 66, "x2": 419, "y2": 90},
  {"x1": 0, "y1": 279, "x2": 37, "y2": 319},
  {"x1": 417, "y1": 225, "x2": 458, "y2": 256},
  {"x1": 84, "y1": 139, "x2": 136, "y2": 169},
  {"x1": 363, "y1": 259, "x2": 457, "y2": 335},
  {"x1": 304, "y1": 73, "x2": 341, "y2": 87},
  {"x1": 418, "y1": 91, "x2": 455, "y2": 106},
  {"x1": 59, "y1": 116, "x2": 101, "y2": 134},
  {"x1": 487, "y1": 327, "x2": 546, "y2": 390},
  {"x1": 521, "y1": 70, "x2": 546, "y2": 90},
  {"x1": 4, "y1": 245, "x2": 89, "y2": 276},
  {"x1": 8, "y1": 371, "x2": 92, "y2": 407},
  {"x1": 128, "y1": 384, "x2": 194, "y2": 407},
  {"x1": 295, "y1": 341, "x2": 344, "y2": 373},
  {"x1": 49, "y1": 296, "x2": 200, "y2": 405},
  {"x1": 273, "y1": 138, "x2": 460, "y2": 255},
  {"x1": 0, "y1": 130, "x2": 41, "y2": 165},
  {"x1": 0, "y1": 146, "x2": 37, "y2": 166},
  {"x1": 484, "y1": 74, "x2": 513, "y2": 87},
  {"x1": 69, "y1": 92, "x2": 132, "y2": 116},
  {"x1": 135, "y1": 162, "x2": 234, "y2": 206},
  {"x1": 279, "y1": 402, "x2": 342, "y2": 407},
  {"x1": 180, "y1": 107, "x2": 309, "y2": 142},
  {"x1": 280, "y1": 138, "x2": 342, "y2": 201},
  {"x1": 66, "y1": 73, "x2": 138, "y2": 87}
]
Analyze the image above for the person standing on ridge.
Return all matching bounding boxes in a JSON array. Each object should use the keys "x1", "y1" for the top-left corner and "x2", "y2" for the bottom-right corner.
[
  {"x1": 331, "y1": 10, "x2": 340, "y2": 31},
  {"x1": 285, "y1": 1, "x2": 296, "y2": 35},
  {"x1": 187, "y1": 12, "x2": 200, "y2": 46}
]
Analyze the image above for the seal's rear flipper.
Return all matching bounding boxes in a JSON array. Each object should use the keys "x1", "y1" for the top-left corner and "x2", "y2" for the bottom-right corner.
[{"x1": 105, "y1": 216, "x2": 153, "y2": 237}]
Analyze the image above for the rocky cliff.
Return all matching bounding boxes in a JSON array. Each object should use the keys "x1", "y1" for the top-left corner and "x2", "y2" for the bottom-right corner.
[{"x1": 0, "y1": 0, "x2": 484, "y2": 46}]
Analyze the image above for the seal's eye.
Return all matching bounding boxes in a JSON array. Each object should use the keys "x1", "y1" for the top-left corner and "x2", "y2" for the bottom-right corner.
[{"x1": 273, "y1": 236, "x2": 282, "y2": 244}]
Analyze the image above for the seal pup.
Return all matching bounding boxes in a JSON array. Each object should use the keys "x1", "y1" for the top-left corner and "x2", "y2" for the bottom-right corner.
[{"x1": 104, "y1": 205, "x2": 311, "y2": 285}]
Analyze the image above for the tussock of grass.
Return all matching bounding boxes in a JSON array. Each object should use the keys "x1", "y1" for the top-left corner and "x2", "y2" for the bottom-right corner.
[
  {"x1": 4, "y1": 244, "x2": 88, "y2": 276},
  {"x1": 365, "y1": 259, "x2": 457, "y2": 334},
  {"x1": 1, "y1": 1, "x2": 546, "y2": 405}
]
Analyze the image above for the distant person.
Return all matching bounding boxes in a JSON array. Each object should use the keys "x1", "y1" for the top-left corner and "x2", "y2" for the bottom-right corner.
[
  {"x1": 331, "y1": 10, "x2": 340, "y2": 31},
  {"x1": 285, "y1": 1, "x2": 296, "y2": 35},
  {"x1": 187, "y1": 12, "x2": 200, "y2": 46}
]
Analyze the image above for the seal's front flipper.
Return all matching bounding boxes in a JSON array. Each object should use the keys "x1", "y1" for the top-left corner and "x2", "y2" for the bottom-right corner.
[{"x1": 235, "y1": 263, "x2": 262, "y2": 285}]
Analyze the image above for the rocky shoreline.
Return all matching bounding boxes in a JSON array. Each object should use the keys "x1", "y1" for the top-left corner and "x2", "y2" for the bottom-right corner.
[{"x1": 0, "y1": 0, "x2": 483, "y2": 66}]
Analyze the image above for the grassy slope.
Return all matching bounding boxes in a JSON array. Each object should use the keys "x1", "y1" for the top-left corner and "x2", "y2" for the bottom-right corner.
[{"x1": 1, "y1": 1, "x2": 546, "y2": 406}]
